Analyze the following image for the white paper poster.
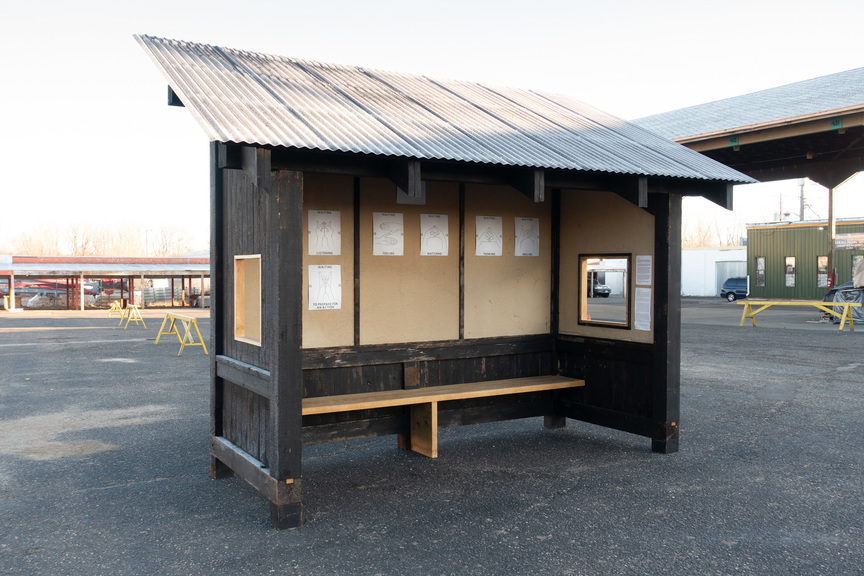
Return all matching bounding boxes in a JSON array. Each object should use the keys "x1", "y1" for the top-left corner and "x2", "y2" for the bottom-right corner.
[
  {"x1": 514, "y1": 217, "x2": 540, "y2": 257},
  {"x1": 308, "y1": 210, "x2": 341, "y2": 256},
  {"x1": 635, "y1": 287, "x2": 651, "y2": 331},
  {"x1": 475, "y1": 216, "x2": 503, "y2": 256},
  {"x1": 636, "y1": 255, "x2": 652, "y2": 286},
  {"x1": 309, "y1": 265, "x2": 342, "y2": 310},
  {"x1": 372, "y1": 212, "x2": 404, "y2": 256},
  {"x1": 420, "y1": 214, "x2": 448, "y2": 256}
]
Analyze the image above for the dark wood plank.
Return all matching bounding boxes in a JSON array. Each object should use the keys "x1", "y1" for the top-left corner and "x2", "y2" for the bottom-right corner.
[
  {"x1": 649, "y1": 192, "x2": 681, "y2": 453},
  {"x1": 301, "y1": 335, "x2": 554, "y2": 370},
  {"x1": 215, "y1": 355, "x2": 272, "y2": 400},
  {"x1": 210, "y1": 141, "x2": 226, "y2": 441},
  {"x1": 269, "y1": 168, "x2": 305, "y2": 478},
  {"x1": 353, "y1": 177, "x2": 360, "y2": 346}
]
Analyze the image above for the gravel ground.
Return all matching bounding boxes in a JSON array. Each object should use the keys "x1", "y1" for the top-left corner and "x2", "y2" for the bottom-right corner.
[{"x1": 0, "y1": 302, "x2": 862, "y2": 575}]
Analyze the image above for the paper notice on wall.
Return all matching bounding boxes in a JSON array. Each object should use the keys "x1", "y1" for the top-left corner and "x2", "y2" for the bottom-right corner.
[
  {"x1": 475, "y1": 216, "x2": 503, "y2": 256},
  {"x1": 420, "y1": 214, "x2": 448, "y2": 256},
  {"x1": 514, "y1": 217, "x2": 540, "y2": 256},
  {"x1": 308, "y1": 210, "x2": 341, "y2": 256},
  {"x1": 372, "y1": 212, "x2": 404, "y2": 256},
  {"x1": 635, "y1": 287, "x2": 651, "y2": 331},
  {"x1": 636, "y1": 255, "x2": 652, "y2": 286},
  {"x1": 309, "y1": 265, "x2": 342, "y2": 310}
]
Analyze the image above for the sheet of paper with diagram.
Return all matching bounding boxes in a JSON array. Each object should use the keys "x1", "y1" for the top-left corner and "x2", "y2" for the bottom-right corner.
[
  {"x1": 475, "y1": 216, "x2": 502, "y2": 256},
  {"x1": 420, "y1": 214, "x2": 448, "y2": 256},
  {"x1": 372, "y1": 212, "x2": 404, "y2": 256},
  {"x1": 514, "y1": 217, "x2": 539, "y2": 256},
  {"x1": 308, "y1": 265, "x2": 342, "y2": 310},
  {"x1": 308, "y1": 210, "x2": 341, "y2": 256}
]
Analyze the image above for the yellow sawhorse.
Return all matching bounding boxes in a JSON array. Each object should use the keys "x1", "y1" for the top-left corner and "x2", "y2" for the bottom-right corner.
[
  {"x1": 739, "y1": 300, "x2": 861, "y2": 331},
  {"x1": 106, "y1": 301, "x2": 124, "y2": 318},
  {"x1": 155, "y1": 312, "x2": 208, "y2": 356},
  {"x1": 120, "y1": 304, "x2": 146, "y2": 329}
]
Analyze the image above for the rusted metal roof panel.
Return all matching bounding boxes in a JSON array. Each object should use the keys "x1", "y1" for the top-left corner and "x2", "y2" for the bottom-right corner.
[{"x1": 135, "y1": 35, "x2": 753, "y2": 183}]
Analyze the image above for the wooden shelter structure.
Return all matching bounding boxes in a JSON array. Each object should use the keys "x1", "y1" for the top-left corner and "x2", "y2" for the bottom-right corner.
[{"x1": 137, "y1": 36, "x2": 752, "y2": 528}]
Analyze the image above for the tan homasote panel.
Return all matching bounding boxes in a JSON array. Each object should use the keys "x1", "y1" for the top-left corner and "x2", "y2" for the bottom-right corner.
[
  {"x1": 559, "y1": 189, "x2": 654, "y2": 343},
  {"x1": 302, "y1": 174, "x2": 355, "y2": 348},
  {"x1": 464, "y1": 184, "x2": 551, "y2": 338},
  {"x1": 359, "y1": 178, "x2": 460, "y2": 345}
]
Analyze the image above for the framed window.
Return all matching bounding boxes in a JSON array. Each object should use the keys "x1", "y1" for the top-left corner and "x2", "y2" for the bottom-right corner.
[
  {"x1": 579, "y1": 254, "x2": 631, "y2": 329},
  {"x1": 755, "y1": 256, "x2": 766, "y2": 287},
  {"x1": 785, "y1": 256, "x2": 796, "y2": 288},
  {"x1": 234, "y1": 255, "x2": 262, "y2": 346},
  {"x1": 817, "y1": 256, "x2": 829, "y2": 288}
]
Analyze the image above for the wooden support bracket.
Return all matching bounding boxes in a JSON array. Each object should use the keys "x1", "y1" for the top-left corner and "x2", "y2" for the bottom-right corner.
[
  {"x1": 515, "y1": 169, "x2": 545, "y2": 202},
  {"x1": 388, "y1": 158, "x2": 422, "y2": 197}
]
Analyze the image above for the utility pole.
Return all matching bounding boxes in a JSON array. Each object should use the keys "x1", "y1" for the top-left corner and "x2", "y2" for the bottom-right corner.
[{"x1": 798, "y1": 179, "x2": 805, "y2": 221}]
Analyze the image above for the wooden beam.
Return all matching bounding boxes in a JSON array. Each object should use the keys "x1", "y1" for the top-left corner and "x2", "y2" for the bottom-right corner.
[
  {"x1": 649, "y1": 179, "x2": 734, "y2": 210},
  {"x1": 268, "y1": 169, "x2": 304, "y2": 481},
  {"x1": 515, "y1": 169, "x2": 545, "y2": 202},
  {"x1": 610, "y1": 176, "x2": 648, "y2": 208},
  {"x1": 747, "y1": 155, "x2": 864, "y2": 189},
  {"x1": 217, "y1": 142, "x2": 242, "y2": 170},
  {"x1": 682, "y1": 111, "x2": 864, "y2": 151},
  {"x1": 215, "y1": 355, "x2": 272, "y2": 400},
  {"x1": 388, "y1": 158, "x2": 422, "y2": 197},
  {"x1": 241, "y1": 146, "x2": 271, "y2": 193},
  {"x1": 167, "y1": 86, "x2": 184, "y2": 107},
  {"x1": 649, "y1": 192, "x2": 681, "y2": 454}
]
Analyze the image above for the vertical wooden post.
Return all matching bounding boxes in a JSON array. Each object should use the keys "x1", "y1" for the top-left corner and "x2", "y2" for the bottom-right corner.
[
  {"x1": 79, "y1": 273, "x2": 84, "y2": 311},
  {"x1": 209, "y1": 141, "x2": 231, "y2": 479},
  {"x1": 650, "y1": 193, "x2": 681, "y2": 454},
  {"x1": 268, "y1": 167, "x2": 304, "y2": 528}
]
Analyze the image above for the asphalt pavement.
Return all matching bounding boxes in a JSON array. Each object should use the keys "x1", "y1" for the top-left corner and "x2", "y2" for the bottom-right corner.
[{"x1": 1, "y1": 301, "x2": 862, "y2": 575}]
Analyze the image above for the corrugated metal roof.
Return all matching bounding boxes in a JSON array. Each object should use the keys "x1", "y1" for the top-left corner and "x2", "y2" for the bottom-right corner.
[
  {"x1": 635, "y1": 67, "x2": 864, "y2": 140},
  {"x1": 135, "y1": 35, "x2": 753, "y2": 183}
]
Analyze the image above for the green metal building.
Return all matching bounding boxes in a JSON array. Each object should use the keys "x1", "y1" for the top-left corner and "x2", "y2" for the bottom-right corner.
[{"x1": 747, "y1": 219, "x2": 864, "y2": 299}]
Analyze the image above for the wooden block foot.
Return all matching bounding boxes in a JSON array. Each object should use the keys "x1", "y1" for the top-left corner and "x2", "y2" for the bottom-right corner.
[
  {"x1": 544, "y1": 414, "x2": 566, "y2": 429},
  {"x1": 270, "y1": 502, "x2": 302, "y2": 529},
  {"x1": 210, "y1": 456, "x2": 235, "y2": 479}
]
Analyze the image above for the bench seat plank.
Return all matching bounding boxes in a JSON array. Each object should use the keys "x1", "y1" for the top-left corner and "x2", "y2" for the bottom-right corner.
[{"x1": 302, "y1": 375, "x2": 584, "y2": 416}]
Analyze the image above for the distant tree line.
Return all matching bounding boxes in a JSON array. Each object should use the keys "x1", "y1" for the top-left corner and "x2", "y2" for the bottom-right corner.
[{"x1": 5, "y1": 223, "x2": 198, "y2": 257}]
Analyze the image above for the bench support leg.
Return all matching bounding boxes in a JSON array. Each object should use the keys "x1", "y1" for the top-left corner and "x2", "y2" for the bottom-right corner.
[
  {"x1": 544, "y1": 414, "x2": 566, "y2": 429},
  {"x1": 410, "y1": 402, "x2": 438, "y2": 458},
  {"x1": 270, "y1": 502, "x2": 303, "y2": 530},
  {"x1": 210, "y1": 456, "x2": 235, "y2": 479}
]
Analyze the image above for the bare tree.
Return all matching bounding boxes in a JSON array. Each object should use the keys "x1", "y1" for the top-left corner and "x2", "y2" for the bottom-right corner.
[
  {"x1": 152, "y1": 225, "x2": 193, "y2": 257},
  {"x1": 66, "y1": 225, "x2": 100, "y2": 256},
  {"x1": 11, "y1": 226, "x2": 63, "y2": 255}
]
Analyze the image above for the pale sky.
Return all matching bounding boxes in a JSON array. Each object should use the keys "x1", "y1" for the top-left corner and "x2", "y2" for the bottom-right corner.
[{"x1": 2, "y1": 0, "x2": 863, "y2": 253}]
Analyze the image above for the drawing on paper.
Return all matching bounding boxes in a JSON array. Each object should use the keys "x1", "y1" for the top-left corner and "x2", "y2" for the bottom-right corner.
[
  {"x1": 308, "y1": 210, "x2": 341, "y2": 256},
  {"x1": 309, "y1": 265, "x2": 342, "y2": 310},
  {"x1": 420, "y1": 214, "x2": 448, "y2": 256},
  {"x1": 515, "y1": 217, "x2": 539, "y2": 257},
  {"x1": 475, "y1": 216, "x2": 502, "y2": 256},
  {"x1": 373, "y1": 212, "x2": 404, "y2": 256}
]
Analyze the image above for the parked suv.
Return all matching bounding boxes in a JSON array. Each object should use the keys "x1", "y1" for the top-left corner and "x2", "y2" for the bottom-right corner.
[{"x1": 720, "y1": 277, "x2": 748, "y2": 301}]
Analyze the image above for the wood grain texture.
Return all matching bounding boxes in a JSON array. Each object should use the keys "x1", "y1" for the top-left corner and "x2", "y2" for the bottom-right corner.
[{"x1": 302, "y1": 375, "x2": 583, "y2": 415}]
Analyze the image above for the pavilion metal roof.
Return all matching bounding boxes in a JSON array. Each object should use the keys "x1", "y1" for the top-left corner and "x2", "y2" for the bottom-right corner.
[
  {"x1": 635, "y1": 67, "x2": 864, "y2": 140},
  {"x1": 135, "y1": 35, "x2": 753, "y2": 184},
  {"x1": 1, "y1": 256, "x2": 209, "y2": 278}
]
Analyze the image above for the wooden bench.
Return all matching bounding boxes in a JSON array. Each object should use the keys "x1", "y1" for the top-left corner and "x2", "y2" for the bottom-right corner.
[
  {"x1": 739, "y1": 300, "x2": 861, "y2": 331},
  {"x1": 302, "y1": 374, "x2": 584, "y2": 458},
  {"x1": 154, "y1": 312, "x2": 208, "y2": 356}
]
